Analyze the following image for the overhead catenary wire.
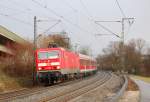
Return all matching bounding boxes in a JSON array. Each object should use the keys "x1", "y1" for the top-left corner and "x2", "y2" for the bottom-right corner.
[
  {"x1": 42, "y1": 20, "x2": 61, "y2": 34},
  {"x1": 115, "y1": 0, "x2": 131, "y2": 24},
  {"x1": 115, "y1": 0, "x2": 126, "y2": 18},
  {"x1": 0, "y1": 13, "x2": 46, "y2": 30},
  {"x1": 0, "y1": 4, "x2": 33, "y2": 16},
  {"x1": 0, "y1": 0, "x2": 67, "y2": 33},
  {"x1": 79, "y1": 0, "x2": 100, "y2": 34},
  {"x1": 58, "y1": 0, "x2": 91, "y2": 21},
  {"x1": 1, "y1": 0, "x2": 59, "y2": 22},
  {"x1": 60, "y1": 0, "x2": 77, "y2": 13},
  {"x1": 78, "y1": 0, "x2": 119, "y2": 37},
  {"x1": 35, "y1": 0, "x2": 116, "y2": 38},
  {"x1": 32, "y1": 0, "x2": 92, "y2": 34},
  {"x1": 79, "y1": 0, "x2": 93, "y2": 18},
  {"x1": 61, "y1": 0, "x2": 117, "y2": 36},
  {"x1": 115, "y1": 0, "x2": 135, "y2": 39},
  {"x1": 95, "y1": 21, "x2": 120, "y2": 38},
  {"x1": 0, "y1": 13, "x2": 32, "y2": 26},
  {"x1": 5, "y1": 0, "x2": 31, "y2": 12},
  {"x1": 80, "y1": 0, "x2": 132, "y2": 39},
  {"x1": 58, "y1": 0, "x2": 100, "y2": 50},
  {"x1": 0, "y1": 0, "x2": 130, "y2": 40}
]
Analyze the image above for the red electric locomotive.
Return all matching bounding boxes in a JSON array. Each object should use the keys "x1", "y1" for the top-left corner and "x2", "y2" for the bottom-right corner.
[{"x1": 35, "y1": 47, "x2": 97, "y2": 85}]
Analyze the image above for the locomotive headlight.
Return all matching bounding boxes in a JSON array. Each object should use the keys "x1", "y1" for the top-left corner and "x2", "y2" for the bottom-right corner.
[
  {"x1": 51, "y1": 62, "x2": 60, "y2": 66},
  {"x1": 38, "y1": 67, "x2": 42, "y2": 70},
  {"x1": 38, "y1": 63, "x2": 47, "y2": 66},
  {"x1": 57, "y1": 66, "x2": 60, "y2": 69}
]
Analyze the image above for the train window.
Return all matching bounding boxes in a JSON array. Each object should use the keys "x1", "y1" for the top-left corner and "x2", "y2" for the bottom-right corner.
[
  {"x1": 47, "y1": 51, "x2": 59, "y2": 59},
  {"x1": 80, "y1": 59, "x2": 84, "y2": 65},
  {"x1": 38, "y1": 52, "x2": 48, "y2": 59},
  {"x1": 38, "y1": 51, "x2": 59, "y2": 59},
  {"x1": 86, "y1": 60, "x2": 88, "y2": 66}
]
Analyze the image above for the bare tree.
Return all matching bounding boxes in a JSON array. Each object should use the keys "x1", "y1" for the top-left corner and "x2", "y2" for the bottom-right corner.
[
  {"x1": 2, "y1": 43, "x2": 34, "y2": 77},
  {"x1": 136, "y1": 38, "x2": 146, "y2": 54},
  {"x1": 96, "y1": 39, "x2": 144, "y2": 74},
  {"x1": 38, "y1": 34, "x2": 71, "y2": 49},
  {"x1": 79, "y1": 46, "x2": 91, "y2": 55},
  {"x1": 96, "y1": 41, "x2": 123, "y2": 71}
]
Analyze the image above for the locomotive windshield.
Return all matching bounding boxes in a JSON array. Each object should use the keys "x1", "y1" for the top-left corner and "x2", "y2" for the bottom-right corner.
[{"x1": 38, "y1": 51, "x2": 59, "y2": 59}]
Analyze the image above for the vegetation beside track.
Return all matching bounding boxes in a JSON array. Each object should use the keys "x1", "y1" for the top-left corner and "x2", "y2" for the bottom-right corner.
[
  {"x1": 96, "y1": 38, "x2": 150, "y2": 77},
  {"x1": 0, "y1": 69, "x2": 32, "y2": 92},
  {"x1": 0, "y1": 34, "x2": 92, "y2": 92},
  {"x1": 131, "y1": 75, "x2": 150, "y2": 83},
  {"x1": 127, "y1": 77, "x2": 139, "y2": 91},
  {"x1": 0, "y1": 43, "x2": 33, "y2": 92}
]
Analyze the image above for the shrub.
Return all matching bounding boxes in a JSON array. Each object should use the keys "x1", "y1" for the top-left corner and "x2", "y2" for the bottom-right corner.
[{"x1": 2, "y1": 43, "x2": 34, "y2": 77}]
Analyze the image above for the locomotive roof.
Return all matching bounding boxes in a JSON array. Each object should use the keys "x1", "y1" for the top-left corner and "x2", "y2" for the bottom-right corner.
[
  {"x1": 36, "y1": 47, "x2": 65, "y2": 51},
  {"x1": 36, "y1": 48, "x2": 96, "y2": 61},
  {"x1": 79, "y1": 53, "x2": 95, "y2": 61}
]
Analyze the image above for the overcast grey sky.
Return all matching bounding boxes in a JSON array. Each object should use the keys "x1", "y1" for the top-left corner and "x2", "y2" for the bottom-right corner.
[{"x1": 0, "y1": 0, "x2": 150, "y2": 56}]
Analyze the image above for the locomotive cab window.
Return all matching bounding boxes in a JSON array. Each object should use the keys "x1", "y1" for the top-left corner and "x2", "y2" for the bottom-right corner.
[
  {"x1": 38, "y1": 52, "x2": 48, "y2": 60},
  {"x1": 48, "y1": 51, "x2": 59, "y2": 59},
  {"x1": 38, "y1": 51, "x2": 60, "y2": 59}
]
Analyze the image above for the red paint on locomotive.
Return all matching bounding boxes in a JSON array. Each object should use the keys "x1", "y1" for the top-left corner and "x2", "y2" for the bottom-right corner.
[{"x1": 35, "y1": 47, "x2": 97, "y2": 84}]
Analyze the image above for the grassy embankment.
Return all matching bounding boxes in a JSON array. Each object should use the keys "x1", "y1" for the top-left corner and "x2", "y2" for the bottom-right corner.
[
  {"x1": 131, "y1": 75, "x2": 150, "y2": 83},
  {"x1": 0, "y1": 64, "x2": 33, "y2": 92},
  {"x1": 127, "y1": 77, "x2": 139, "y2": 91},
  {"x1": 0, "y1": 43, "x2": 34, "y2": 92}
]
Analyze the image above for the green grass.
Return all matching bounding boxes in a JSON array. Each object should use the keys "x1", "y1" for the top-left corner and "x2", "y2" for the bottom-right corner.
[{"x1": 131, "y1": 75, "x2": 150, "y2": 83}]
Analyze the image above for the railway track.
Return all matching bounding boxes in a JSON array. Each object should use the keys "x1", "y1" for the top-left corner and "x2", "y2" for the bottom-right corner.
[
  {"x1": 0, "y1": 71, "x2": 111, "y2": 102},
  {"x1": 0, "y1": 75, "x2": 95, "y2": 102},
  {"x1": 41, "y1": 72, "x2": 112, "y2": 102}
]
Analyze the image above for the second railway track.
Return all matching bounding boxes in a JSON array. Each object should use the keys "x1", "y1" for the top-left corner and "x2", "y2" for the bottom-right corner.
[
  {"x1": 0, "y1": 71, "x2": 112, "y2": 102},
  {"x1": 43, "y1": 72, "x2": 112, "y2": 102}
]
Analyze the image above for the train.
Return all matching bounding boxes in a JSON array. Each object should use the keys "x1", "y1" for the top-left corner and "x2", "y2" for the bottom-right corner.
[{"x1": 35, "y1": 47, "x2": 97, "y2": 85}]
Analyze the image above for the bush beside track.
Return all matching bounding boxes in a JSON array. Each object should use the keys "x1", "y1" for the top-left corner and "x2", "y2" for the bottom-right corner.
[{"x1": 0, "y1": 43, "x2": 34, "y2": 92}]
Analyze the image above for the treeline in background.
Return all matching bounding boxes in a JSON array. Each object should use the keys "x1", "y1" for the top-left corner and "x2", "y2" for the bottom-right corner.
[{"x1": 96, "y1": 38, "x2": 150, "y2": 76}]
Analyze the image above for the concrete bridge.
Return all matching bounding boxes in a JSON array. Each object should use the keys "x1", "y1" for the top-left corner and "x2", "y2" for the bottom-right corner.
[{"x1": 0, "y1": 25, "x2": 27, "y2": 57}]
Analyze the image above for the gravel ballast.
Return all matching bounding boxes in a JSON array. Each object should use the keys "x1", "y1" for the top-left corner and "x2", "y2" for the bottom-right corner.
[{"x1": 68, "y1": 74, "x2": 124, "y2": 102}]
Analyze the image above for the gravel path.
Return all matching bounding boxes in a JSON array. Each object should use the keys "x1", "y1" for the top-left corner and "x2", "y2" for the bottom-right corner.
[{"x1": 133, "y1": 79, "x2": 150, "y2": 102}]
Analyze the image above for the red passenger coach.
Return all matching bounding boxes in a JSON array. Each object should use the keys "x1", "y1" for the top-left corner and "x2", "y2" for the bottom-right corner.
[
  {"x1": 35, "y1": 47, "x2": 97, "y2": 85},
  {"x1": 79, "y1": 54, "x2": 97, "y2": 74}
]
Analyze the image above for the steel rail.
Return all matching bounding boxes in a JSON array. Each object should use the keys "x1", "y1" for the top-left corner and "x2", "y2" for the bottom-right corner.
[
  {"x1": 0, "y1": 72, "x2": 102, "y2": 102},
  {"x1": 39, "y1": 72, "x2": 112, "y2": 102}
]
